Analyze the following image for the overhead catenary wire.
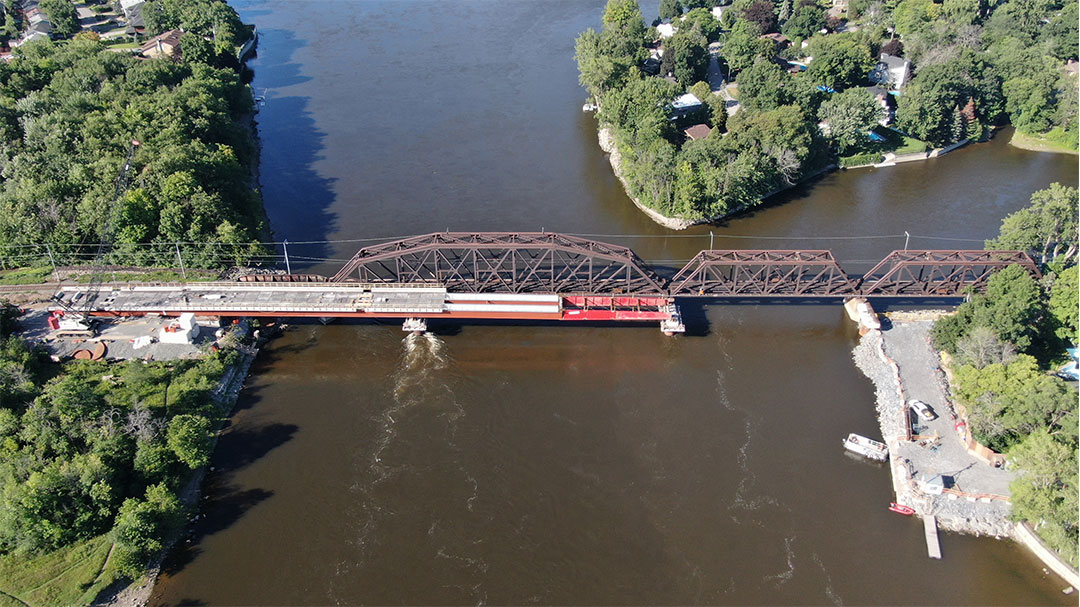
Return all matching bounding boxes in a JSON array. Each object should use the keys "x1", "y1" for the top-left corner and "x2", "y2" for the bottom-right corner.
[{"x1": 0, "y1": 231, "x2": 993, "y2": 251}]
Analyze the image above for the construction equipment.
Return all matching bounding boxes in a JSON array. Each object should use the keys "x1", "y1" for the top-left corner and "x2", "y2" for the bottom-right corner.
[{"x1": 49, "y1": 140, "x2": 140, "y2": 335}]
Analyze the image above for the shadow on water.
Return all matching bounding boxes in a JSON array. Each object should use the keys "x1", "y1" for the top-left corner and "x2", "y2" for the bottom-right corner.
[
  {"x1": 158, "y1": 483, "x2": 275, "y2": 577},
  {"x1": 247, "y1": 27, "x2": 338, "y2": 262}
]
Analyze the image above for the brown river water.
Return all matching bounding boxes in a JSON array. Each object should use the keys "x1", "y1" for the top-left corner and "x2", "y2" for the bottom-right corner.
[{"x1": 151, "y1": 1, "x2": 1078, "y2": 604}]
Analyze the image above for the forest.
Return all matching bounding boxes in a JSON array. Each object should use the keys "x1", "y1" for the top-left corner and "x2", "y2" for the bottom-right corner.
[
  {"x1": 0, "y1": 0, "x2": 261, "y2": 596},
  {"x1": 931, "y1": 183, "x2": 1078, "y2": 567},
  {"x1": 0, "y1": 0, "x2": 264, "y2": 271},
  {"x1": 0, "y1": 308, "x2": 242, "y2": 585},
  {"x1": 575, "y1": 0, "x2": 1077, "y2": 223}
]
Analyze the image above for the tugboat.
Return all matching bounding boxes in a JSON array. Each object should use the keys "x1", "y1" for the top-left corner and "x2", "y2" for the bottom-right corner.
[
  {"x1": 888, "y1": 502, "x2": 915, "y2": 515},
  {"x1": 843, "y1": 433, "x2": 889, "y2": 462}
]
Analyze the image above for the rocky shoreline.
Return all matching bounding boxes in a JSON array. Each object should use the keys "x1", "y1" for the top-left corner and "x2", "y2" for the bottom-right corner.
[
  {"x1": 598, "y1": 128, "x2": 698, "y2": 230},
  {"x1": 851, "y1": 319, "x2": 1015, "y2": 538}
]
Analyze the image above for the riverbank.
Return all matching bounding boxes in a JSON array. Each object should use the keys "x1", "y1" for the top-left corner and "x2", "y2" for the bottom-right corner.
[
  {"x1": 1008, "y1": 129, "x2": 1079, "y2": 155},
  {"x1": 852, "y1": 316, "x2": 1078, "y2": 588},
  {"x1": 98, "y1": 335, "x2": 266, "y2": 607}
]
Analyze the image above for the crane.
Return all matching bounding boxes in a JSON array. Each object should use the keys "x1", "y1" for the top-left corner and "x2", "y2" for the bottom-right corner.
[{"x1": 51, "y1": 140, "x2": 140, "y2": 336}]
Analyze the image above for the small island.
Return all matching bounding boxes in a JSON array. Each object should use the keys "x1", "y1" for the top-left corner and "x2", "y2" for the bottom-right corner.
[{"x1": 575, "y1": 0, "x2": 1078, "y2": 228}]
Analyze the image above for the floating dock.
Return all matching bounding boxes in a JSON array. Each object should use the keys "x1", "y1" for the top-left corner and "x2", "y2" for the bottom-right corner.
[{"x1": 924, "y1": 515, "x2": 942, "y2": 559}]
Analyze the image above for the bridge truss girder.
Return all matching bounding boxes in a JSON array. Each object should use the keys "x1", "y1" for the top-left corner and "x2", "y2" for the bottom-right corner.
[
  {"x1": 331, "y1": 232, "x2": 667, "y2": 295},
  {"x1": 668, "y1": 250, "x2": 858, "y2": 297},
  {"x1": 856, "y1": 250, "x2": 1040, "y2": 297}
]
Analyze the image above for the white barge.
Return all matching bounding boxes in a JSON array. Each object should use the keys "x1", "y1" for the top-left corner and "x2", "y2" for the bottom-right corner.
[{"x1": 843, "y1": 433, "x2": 889, "y2": 462}]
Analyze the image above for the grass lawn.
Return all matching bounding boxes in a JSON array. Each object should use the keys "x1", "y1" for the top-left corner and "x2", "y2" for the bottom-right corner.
[
  {"x1": 839, "y1": 126, "x2": 930, "y2": 166},
  {"x1": 74, "y1": 269, "x2": 220, "y2": 283},
  {"x1": 1010, "y1": 128, "x2": 1079, "y2": 154},
  {"x1": 0, "y1": 266, "x2": 220, "y2": 286},
  {"x1": 0, "y1": 535, "x2": 122, "y2": 607},
  {"x1": 0, "y1": 267, "x2": 52, "y2": 285}
]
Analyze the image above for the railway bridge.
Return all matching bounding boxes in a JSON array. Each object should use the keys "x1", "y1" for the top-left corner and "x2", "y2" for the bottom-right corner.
[{"x1": 51, "y1": 232, "x2": 1038, "y2": 335}]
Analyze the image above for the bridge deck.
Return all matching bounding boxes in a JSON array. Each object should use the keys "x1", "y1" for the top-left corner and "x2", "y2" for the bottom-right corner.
[{"x1": 53, "y1": 284, "x2": 675, "y2": 324}]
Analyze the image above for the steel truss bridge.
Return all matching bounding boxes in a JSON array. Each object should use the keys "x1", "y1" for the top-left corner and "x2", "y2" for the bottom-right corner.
[{"x1": 54, "y1": 232, "x2": 1038, "y2": 334}]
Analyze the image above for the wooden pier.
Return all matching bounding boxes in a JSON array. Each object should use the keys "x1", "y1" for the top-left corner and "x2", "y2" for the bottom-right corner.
[{"x1": 924, "y1": 515, "x2": 942, "y2": 559}]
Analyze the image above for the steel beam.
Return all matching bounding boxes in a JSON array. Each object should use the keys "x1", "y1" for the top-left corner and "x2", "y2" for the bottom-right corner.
[
  {"x1": 331, "y1": 232, "x2": 666, "y2": 295},
  {"x1": 669, "y1": 250, "x2": 858, "y2": 297}
]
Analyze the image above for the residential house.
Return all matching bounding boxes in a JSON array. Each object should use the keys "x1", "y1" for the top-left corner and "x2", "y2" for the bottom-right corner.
[
  {"x1": 683, "y1": 123, "x2": 712, "y2": 140},
  {"x1": 870, "y1": 53, "x2": 911, "y2": 91},
  {"x1": 760, "y1": 33, "x2": 790, "y2": 50},
  {"x1": 140, "y1": 29, "x2": 184, "y2": 59},
  {"x1": 656, "y1": 22, "x2": 676, "y2": 39},
  {"x1": 669, "y1": 92, "x2": 702, "y2": 121},
  {"x1": 121, "y1": 0, "x2": 146, "y2": 35},
  {"x1": 864, "y1": 85, "x2": 892, "y2": 125}
]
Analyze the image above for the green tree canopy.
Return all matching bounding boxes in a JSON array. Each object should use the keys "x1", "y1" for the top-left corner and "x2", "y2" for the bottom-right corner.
[
  {"x1": 661, "y1": 28, "x2": 711, "y2": 87},
  {"x1": 166, "y1": 414, "x2": 212, "y2": 469},
  {"x1": 817, "y1": 87, "x2": 882, "y2": 152},
  {"x1": 954, "y1": 355, "x2": 1077, "y2": 451},
  {"x1": 660, "y1": 0, "x2": 683, "y2": 21},
  {"x1": 987, "y1": 183, "x2": 1079, "y2": 266},
  {"x1": 806, "y1": 34, "x2": 874, "y2": 89},
  {"x1": 737, "y1": 58, "x2": 790, "y2": 110},
  {"x1": 39, "y1": 0, "x2": 79, "y2": 37},
  {"x1": 1047, "y1": 265, "x2": 1079, "y2": 344},
  {"x1": 931, "y1": 264, "x2": 1046, "y2": 354},
  {"x1": 1007, "y1": 429, "x2": 1079, "y2": 568}
]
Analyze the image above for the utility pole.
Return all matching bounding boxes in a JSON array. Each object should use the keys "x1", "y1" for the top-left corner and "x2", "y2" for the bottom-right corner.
[
  {"x1": 283, "y1": 239, "x2": 291, "y2": 274},
  {"x1": 45, "y1": 244, "x2": 57, "y2": 281},
  {"x1": 175, "y1": 243, "x2": 186, "y2": 279}
]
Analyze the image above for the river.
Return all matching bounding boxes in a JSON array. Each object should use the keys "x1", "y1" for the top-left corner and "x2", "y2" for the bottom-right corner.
[{"x1": 150, "y1": 1, "x2": 1078, "y2": 605}]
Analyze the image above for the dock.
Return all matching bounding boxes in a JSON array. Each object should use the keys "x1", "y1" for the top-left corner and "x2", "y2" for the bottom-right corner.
[{"x1": 924, "y1": 515, "x2": 942, "y2": 559}]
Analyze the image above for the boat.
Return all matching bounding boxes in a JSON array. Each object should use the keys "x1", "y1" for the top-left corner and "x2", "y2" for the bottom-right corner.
[
  {"x1": 888, "y1": 502, "x2": 915, "y2": 515},
  {"x1": 843, "y1": 433, "x2": 889, "y2": 462}
]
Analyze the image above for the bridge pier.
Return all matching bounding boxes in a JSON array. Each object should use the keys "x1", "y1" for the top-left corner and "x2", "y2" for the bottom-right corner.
[
  {"x1": 660, "y1": 303, "x2": 685, "y2": 336},
  {"x1": 402, "y1": 317, "x2": 427, "y2": 334}
]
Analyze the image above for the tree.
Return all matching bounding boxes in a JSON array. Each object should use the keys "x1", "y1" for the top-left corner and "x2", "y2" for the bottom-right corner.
[
  {"x1": 39, "y1": 0, "x2": 78, "y2": 37},
  {"x1": 895, "y1": 51, "x2": 1000, "y2": 146},
  {"x1": 660, "y1": 0, "x2": 683, "y2": 21},
  {"x1": 1002, "y1": 74, "x2": 1056, "y2": 134},
  {"x1": 806, "y1": 34, "x2": 874, "y2": 89},
  {"x1": 954, "y1": 355, "x2": 1076, "y2": 450},
  {"x1": 721, "y1": 21, "x2": 775, "y2": 74},
  {"x1": 743, "y1": 0, "x2": 778, "y2": 32},
  {"x1": 690, "y1": 81, "x2": 728, "y2": 130},
  {"x1": 891, "y1": 0, "x2": 941, "y2": 37},
  {"x1": 111, "y1": 483, "x2": 186, "y2": 579},
  {"x1": 660, "y1": 28, "x2": 710, "y2": 87},
  {"x1": 604, "y1": 0, "x2": 647, "y2": 33},
  {"x1": 931, "y1": 264, "x2": 1045, "y2": 354},
  {"x1": 817, "y1": 87, "x2": 882, "y2": 152},
  {"x1": 600, "y1": 77, "x2": 682, "y2": 138},
  {"x1": 681, "y1": 8, "x2": 722, "y2": 42},
  {"x1": 736, "y1": 58, "x2": 790, "y2": 110},
  {"x1": 782, "y1": 5, "x2": 825, "y2": 41},
  {"x1": 166, "y1": 414, "x2": 212, "y2": 469},
  {"x1": 180, "y1": 32, "x2": 215, "y2": 65},
  {"x1": 954, "y1": 326, "x2": 1018, "y2": 368},
  {"x1": 1047, "y1": 265, "x2": 1079, "y2": 344},
  {"x1": 986, "y1": 183, "x2": 1079, "y2": 266},
  {"x1": 1008, "y1": 429, "x2": 1079, "y2": 568}
]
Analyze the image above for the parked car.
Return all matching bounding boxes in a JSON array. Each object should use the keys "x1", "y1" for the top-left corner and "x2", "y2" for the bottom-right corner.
[{"x1": 908, "y1": 399, "x2": 937, "y2": 421}]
